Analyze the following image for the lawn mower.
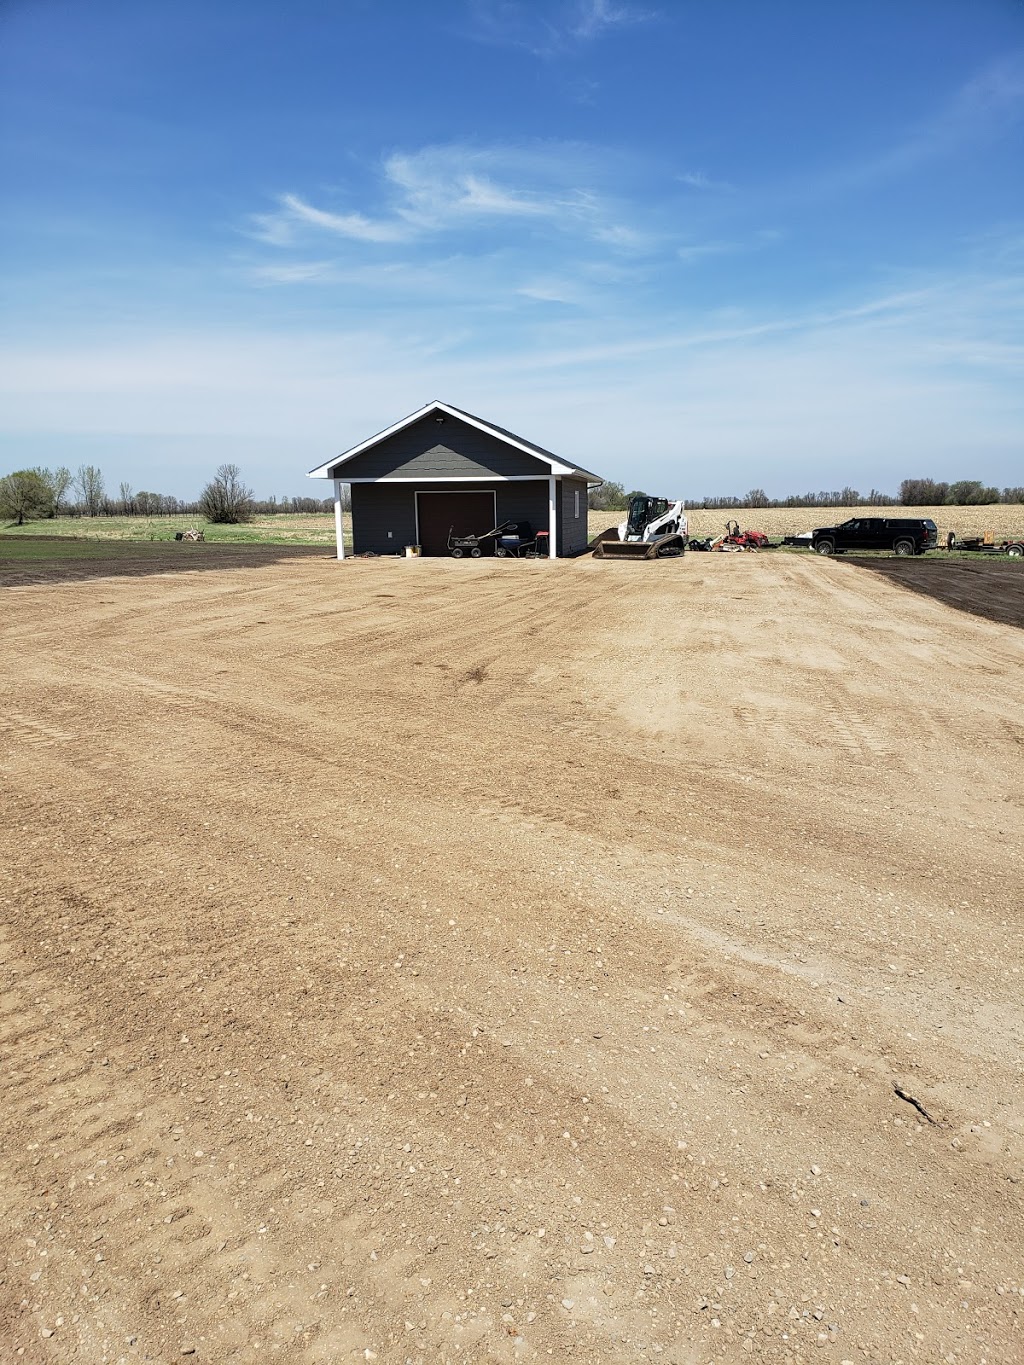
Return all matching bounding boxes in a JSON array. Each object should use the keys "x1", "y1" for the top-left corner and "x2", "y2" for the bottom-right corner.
[{"x1": 494, "y1": 523, "x2": 548, "y2": 557}]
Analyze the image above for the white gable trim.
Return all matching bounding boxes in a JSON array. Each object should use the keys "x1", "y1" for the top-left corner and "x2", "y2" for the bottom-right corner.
[{"x1": 307, "y1": 400, "x2": 582, "y2": 480}]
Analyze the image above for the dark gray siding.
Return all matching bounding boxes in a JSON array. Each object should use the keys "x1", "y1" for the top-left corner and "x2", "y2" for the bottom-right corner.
[
  {"x1": 559, "y1": 478, "x2": 589, "y2": 555},
  {"x1": 351, "y1": 480, "x2": 553, "y2": 554},
  {"x1": 494, "y1": 482, "x2": 548, "y2": 540},
  {"x1": 351, "y1": 483, "x2": 417, "y2": 554},
  {"x1": 333, "y1": 414, "x2": 552, "y2": 480}
]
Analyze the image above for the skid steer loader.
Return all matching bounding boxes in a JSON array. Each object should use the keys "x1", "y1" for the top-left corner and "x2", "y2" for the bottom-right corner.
[{"x1": 592, "y1": 495, "x2": 688, "y2": 559}]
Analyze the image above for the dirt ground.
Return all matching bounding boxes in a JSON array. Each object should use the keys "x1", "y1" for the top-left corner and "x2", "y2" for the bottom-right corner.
[
  {"x1": 843, "y1": 557, "x2": 1024, "y2": 632},
  {"x1": 2, "y1": 551, "x2": 1022, "y2": 1365}
]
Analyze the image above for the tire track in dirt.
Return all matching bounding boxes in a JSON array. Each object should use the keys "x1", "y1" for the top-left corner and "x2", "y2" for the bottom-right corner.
[{"x1": 3, "y1": 553, "x2": 1024, "y2": 1362}]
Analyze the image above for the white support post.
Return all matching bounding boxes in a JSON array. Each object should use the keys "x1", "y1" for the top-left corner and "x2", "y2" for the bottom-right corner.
[
  {"x1": 548, "y1": 475, "x2": 557, "y2": 560},
  {"x1": 333, "y1": 478, "x2": 345, "y2": 560}
]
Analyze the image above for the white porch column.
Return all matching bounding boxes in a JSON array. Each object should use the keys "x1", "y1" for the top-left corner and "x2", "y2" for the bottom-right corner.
[
  {"x1": 333, "y1": 478, "x2": 345, "y2": 560},
  {"x1": 548, "y1": 475, "x2": 557, "y2": 559}
]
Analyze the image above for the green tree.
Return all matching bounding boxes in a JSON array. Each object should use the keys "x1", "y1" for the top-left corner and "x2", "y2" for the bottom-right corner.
[
  {"x1": 587, "y1": 479, "x2": 628, "y2": 511},
  {"x1": 946, "y1": 480, "x2": 999, "y2": 505},
  {"x1": 0, "y1": 469, "x2": 53, "y2": 525},
  {"x1": 199, "y1": 463, "x2": 254, "y2": 523},
  {"x1": 899, "y1": 478, "x2": 949, "y2": 505},
  {"x1": 29, "y1": 465, "x2": 72, "y2": 515}
]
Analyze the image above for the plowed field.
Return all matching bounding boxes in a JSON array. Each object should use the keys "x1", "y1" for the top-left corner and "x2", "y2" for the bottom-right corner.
[{"x1": 2, "y1": 552, "x2": 1022, "y2": 1364}]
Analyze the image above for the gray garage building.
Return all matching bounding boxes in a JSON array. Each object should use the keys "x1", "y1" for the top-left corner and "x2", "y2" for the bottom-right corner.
[{"x1": 308, "y1": 401, "x2": 604, "y2": 560}]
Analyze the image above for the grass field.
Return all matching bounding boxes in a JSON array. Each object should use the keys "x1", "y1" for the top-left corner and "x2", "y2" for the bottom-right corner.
[
  {"x1": 0, "y1": 512, "x2": 350, "y2": 546},
  {"x1": 3, "y1": 505, "x2": 1022, "y2": 553}
]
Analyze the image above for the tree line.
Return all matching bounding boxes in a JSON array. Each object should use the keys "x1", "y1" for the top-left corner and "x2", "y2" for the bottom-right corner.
[
  {"x1": 588, "y1": 479, "x2": 1024, "y2": 511},
  {"x1": 0, "y1": 462, "x2": 352, "y2": 526},
  {"x1": 4, "y1": 463, "x2": 1021, "y2": 527}
]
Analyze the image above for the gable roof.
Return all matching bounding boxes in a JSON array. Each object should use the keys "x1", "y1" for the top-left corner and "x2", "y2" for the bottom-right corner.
[{"x1": 307, "y1": 400, "x2": 604, "y2": 484}]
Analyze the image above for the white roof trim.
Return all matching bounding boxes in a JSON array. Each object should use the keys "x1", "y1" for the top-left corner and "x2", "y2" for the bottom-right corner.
[
  {"x1": 307, "y1": 400, "x2": 597, "y2": 481},
  {"x1": 330, "y1": 474, "x2": 560, "y2": 484}
]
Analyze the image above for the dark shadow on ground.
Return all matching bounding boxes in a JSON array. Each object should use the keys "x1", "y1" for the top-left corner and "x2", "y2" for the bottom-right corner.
[
  {"x1": 839, "y1": 556, "x2": 1024, "y2": 631},
  {"x1": 0, "y1": 536, "x2": 333, "y2": 587}
]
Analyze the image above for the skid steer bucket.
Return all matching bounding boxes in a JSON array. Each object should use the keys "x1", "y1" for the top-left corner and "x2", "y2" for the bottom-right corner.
[
  {"x1": 593, "y1": 539, "x2": 658, "y2": 559},
  {"x1": 593, "y1": 533, "x2": 685, "y2": 560}
]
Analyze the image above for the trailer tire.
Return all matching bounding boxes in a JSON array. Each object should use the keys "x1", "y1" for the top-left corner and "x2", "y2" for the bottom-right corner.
[
  {"x1": 451, "y1": 547, "x2": 464, "y2": 558},
  {"x1": 1007, "y1": 543, "x2": 1024, "y2": 558},
  {"x1": 470, "y1": 547, "x2": 482, "y2": 558}
]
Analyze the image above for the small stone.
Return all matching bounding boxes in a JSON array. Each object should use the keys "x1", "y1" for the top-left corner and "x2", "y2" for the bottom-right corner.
[
  {"x1": 580, "y1": 1244, "x2": 594, "y2": 1254},
  {"x1": 562, "y1": 1298, "x2": 575, "y2": 1309},
  {"x1": 810, "y1": 1165, "x2": 822, "y2": 1176},
  {"x1": 744, "y1": 1251, "x2": 756, "y2": 1264},
  {"x1": 41, "y1": 1328, "x2": 54, "y2": 1338},
  {"x1": 725, "y1": 1267, "x2": 735, "y2": 1280}
]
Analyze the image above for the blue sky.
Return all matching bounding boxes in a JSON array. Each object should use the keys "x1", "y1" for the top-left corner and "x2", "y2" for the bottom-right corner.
[{"x1": 1, "y1": 0, "x2": 1022, "y2": 501}]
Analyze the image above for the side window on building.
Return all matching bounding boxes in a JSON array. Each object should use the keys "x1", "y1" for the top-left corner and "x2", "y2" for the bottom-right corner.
[{"x1": 574, "y1": 489, "x2": 580, "y2": 519}]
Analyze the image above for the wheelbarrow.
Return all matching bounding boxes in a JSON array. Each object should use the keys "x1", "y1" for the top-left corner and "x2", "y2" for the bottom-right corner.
[
  {"x1": 494, "y1": 523, "x2": 547, "y2": 558},
  {"x1": 447, "y1": 521, "x2": 515, "y2": 558}
]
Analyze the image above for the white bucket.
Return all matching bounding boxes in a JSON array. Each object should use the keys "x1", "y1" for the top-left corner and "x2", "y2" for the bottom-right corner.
[{"x1": 404, "y1": 544, "x2": 422, "y2": 558}]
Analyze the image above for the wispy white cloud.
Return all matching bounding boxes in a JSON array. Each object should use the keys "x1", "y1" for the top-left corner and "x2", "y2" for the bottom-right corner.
[
  {"x1": 463, "y1": 0, "x2": 655, "y2": 59},
  {"x1": 676, "y1": 241, "x2": 738, "y2": 264},
  {"x1": 4, "y1": 255, "x2": 1021, "y2": 500},
  {"x1": 385, "y1": 148, "x2": 571, "y2": 226},
  {"x1": 677, "y1": 170, "x2": 735, "y2": 193},
  {"x1": 247, "y1": 142, "x2": 659, "y2": 259},
  {"x1": 277, "y1": 193, "x2": 409, "y2": 243},
  {"x1": 250, "y1": 260, "x2": 337, "y2": 285},
  {"x1": 570, "y1": 0, "x2": 654, "y2": 42},
  {"x1": 812, "y1": 51, "x2": 1024, "y2": 195}
]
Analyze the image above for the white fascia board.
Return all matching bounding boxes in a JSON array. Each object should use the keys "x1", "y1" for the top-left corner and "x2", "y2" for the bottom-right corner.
[
  {"x1": 307, "y1": 401, "x2": 438, "y2": 478},
  {"x1": 429, "y1": 402, "x2": 577, "y2": 475},
  {"x1": 328, "y1": 474, "x2": 559, "y2": 484},
  {"x1": 306, "y1": 399, "x2": 578, "y2": 479}
]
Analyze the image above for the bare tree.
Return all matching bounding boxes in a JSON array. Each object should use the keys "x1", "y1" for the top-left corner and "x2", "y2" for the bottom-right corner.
[
  {"x1": 74, "y1": 464, "x2": 105, "y2": 516},
  {"x1": 199, "y1": 464, "x2": 254, "y2": 524},
  {"x1": 119, "y1": 481, "x2": 135, "y2": 515},
  {"x1": 47, "y1": 465, "x2": 72, "y2": 514}
]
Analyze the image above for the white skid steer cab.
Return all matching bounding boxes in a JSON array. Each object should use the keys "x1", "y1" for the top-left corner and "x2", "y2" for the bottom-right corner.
[{"x1": 593, "y1": 495, "x2": 688, "y2": 560}]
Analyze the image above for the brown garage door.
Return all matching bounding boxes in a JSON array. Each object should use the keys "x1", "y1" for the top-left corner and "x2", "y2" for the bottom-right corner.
[{"x1": 416, "y1": 490, "x2": 497, "y2": 557}]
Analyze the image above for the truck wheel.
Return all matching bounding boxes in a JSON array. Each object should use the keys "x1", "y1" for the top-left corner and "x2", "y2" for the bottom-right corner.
[
  {"x1": 894, "y1": 539, "x2": 915, "y2": 556},
  {"x1": 815, "y1": 540, "x2": 835, "y2": 556},
  {"x1": 1007, "y1": 543, "x2": 1024, "y2": 558}
]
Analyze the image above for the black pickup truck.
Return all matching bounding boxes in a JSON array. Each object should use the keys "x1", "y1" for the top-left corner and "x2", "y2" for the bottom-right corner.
[{"x1": 809, "y1": 517, "x2": 938, "y2": 556}]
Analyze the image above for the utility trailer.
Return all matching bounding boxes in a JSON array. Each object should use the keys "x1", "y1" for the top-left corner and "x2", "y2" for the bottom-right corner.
[{"x1": 948, "y1": 534, "x2": 1024, "y2": 558}]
